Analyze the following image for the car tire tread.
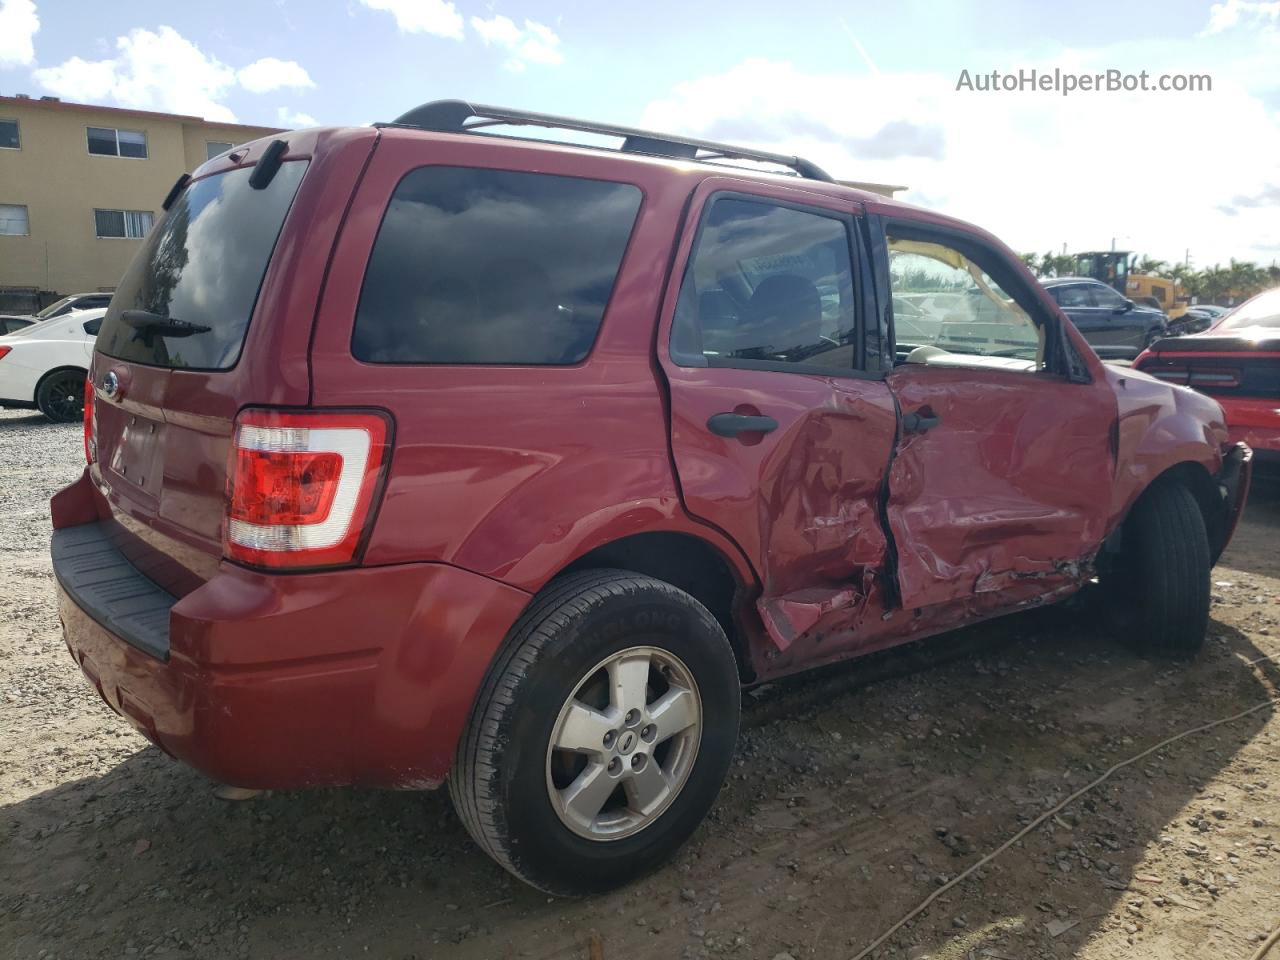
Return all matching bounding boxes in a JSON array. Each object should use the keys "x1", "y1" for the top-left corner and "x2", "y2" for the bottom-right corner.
[
  {"x1": 449, "y1": 568, "x2": 738, "y2": 894},
  {"x1": 1123, "y1": 480, "x2": 1211, "y2": 657}
]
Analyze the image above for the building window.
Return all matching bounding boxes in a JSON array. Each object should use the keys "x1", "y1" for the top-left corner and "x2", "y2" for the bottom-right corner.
[
  {"x1": 0, "y1": 119, "x2": 18, "y2": 150},
  {"x1": 87, "y1": 126, "x2": 148, "y2": 158},
  {"x1": 206, "y1": 140, "x2": 234, "y2": 160},
  {"x1": 0, "y1": 204, "x2": 29, "y2": 236},
  {"x1": 95, "y1": 209, "x2": 154, "y2": 239}
]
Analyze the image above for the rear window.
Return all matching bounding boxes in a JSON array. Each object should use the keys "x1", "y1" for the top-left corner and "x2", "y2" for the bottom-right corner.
[
  {"x1": 352, "y1": 167, "x2": 642, "y2": 365},
  {"x1": 96, "y1": 161, "x2": 307, "y2": 369},
  {"x1": 1220, "y1": 289, "x2": 1280, "y2": 331}
]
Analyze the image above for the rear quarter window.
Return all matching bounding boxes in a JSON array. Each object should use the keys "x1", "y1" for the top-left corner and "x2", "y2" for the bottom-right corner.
[
  {"x1": 352, "y1": 167, "x2": 642, "y2": 365},
  {"x1": 96, "y1": 161, "x2": 307, "y2": 369}
]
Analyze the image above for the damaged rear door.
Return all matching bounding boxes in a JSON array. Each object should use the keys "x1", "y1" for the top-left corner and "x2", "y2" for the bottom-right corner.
[
  {"x1": 658, "y1": 178, "x2": 898, "y2": 652},
  {"x1": 874, "y1": 215, "x2": 1118, "y2": 612}
]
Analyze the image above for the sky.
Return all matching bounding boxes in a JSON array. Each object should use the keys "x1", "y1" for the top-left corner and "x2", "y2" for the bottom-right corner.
[{"x1": 1, "y1": 0, "x2": 1278, "y2": 268}]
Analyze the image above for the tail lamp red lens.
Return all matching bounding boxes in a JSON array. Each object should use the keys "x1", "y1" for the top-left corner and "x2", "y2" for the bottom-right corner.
[
  {"x1": 1188, "y1": 368, "x2": 1241, "y2": 389},
  {"x1": 0, "y1": 346, "x2": 11, "y2": 360},
  {"x1": 83, "y1": 377, "x2": 96, "y2": 464},
  {"x1": 225, "y1": 409, "x2": 391, "y2": 569},
  {"x1": 1139, "y1": 361, "x2": 1241, "y2": 390}
]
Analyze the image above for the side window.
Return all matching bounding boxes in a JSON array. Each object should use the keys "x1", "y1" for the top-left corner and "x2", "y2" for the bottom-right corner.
[
  {"x1": 352, "y1": 167, "x2": 641, "y2": 365},
  {"x1": 888, "y1": 232, "x2": 1044, "y2": 368},
  {"x1": 1054, "y1": 285, "x2": 1092, "y2": 308},
  {"x1": 671, "y1": 197, "x2": 857, "y2": 371},
  {"x1": 1089, "y1": 284, "x2": 1127, "y2": 310}
]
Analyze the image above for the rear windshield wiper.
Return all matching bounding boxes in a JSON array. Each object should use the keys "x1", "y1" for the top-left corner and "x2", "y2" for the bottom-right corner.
[{"x1": 120, "y1": 310, "x2": 212, "y2": 345}]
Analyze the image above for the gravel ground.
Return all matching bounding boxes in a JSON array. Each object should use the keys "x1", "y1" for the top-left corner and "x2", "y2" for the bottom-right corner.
[{"x1": 1, "y1": 408, "x2": 1277, "y2": 960}]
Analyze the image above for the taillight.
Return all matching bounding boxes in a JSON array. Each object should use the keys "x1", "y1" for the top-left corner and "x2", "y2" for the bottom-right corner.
[
  {"x1": 224, "y1": 409, "x2": 392, "y2": 569},
  {"x1": 83, "y1": 377, "x2": 96, "y2": 464},
  {"x1": 0, "y1": 346, "x2": 10, "y2": 360},
  {"x1": 1188, "y1": 367, "x2": 1241, "y2": 389},
  {"x1": 1137, "y1": 359, "x2": 1242, "y2": 391},
  {"x1": 1152, "y1": 366, "x2": 1187, "y2": 386}
]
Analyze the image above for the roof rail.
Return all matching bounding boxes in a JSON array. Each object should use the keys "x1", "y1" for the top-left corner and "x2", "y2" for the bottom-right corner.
[{"x1": 388, "y1": 99, "x2": 835, "y2": 183}]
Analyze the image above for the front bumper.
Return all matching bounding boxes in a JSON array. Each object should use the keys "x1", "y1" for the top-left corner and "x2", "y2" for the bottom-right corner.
[
  {"x1": 1213, "y1": 442, "x2": 1252, "y2": 564},
  {"x1": 53, "y1": 519, "x2": 530, "y2": 790}
]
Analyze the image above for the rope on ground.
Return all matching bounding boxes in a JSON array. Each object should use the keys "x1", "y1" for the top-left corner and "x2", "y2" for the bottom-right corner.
[
  {"x1": 850, "y1": 695, "x2": 1279, "y2": 960},
  {"x1": 1251, "y1": 924, "x2": 1280, "y2": 960}
]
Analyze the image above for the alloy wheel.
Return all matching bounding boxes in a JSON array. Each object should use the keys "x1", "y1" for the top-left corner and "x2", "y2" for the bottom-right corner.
[{"x1": 545, "y1": 645, "x2": 702, "y2": 841}]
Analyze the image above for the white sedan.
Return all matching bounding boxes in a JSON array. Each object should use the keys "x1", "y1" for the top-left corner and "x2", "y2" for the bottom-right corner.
[{"x1": 0, "y1": 307, "x2": 104, "y2": 422}]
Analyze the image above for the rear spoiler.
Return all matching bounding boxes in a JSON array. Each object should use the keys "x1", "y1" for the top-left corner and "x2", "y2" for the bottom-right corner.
[{"x1": 1148, "y1": 335, "x2": 1280, "y2": 354}]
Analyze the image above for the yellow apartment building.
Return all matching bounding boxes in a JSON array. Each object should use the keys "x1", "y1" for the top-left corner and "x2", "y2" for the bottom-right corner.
[{"x1": 0, "y1": 95, "x2": 281, "y2": 311}]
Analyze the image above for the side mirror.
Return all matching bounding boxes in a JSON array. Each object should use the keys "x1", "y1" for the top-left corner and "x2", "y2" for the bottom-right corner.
[{"x1": 1113, "y1": 299, "x2": 1135, "y2": 314}]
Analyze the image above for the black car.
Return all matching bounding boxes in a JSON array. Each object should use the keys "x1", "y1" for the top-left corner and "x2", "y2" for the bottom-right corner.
[{"x1": 1041, "y1": 277, "x2": 1168, "y2": 360}]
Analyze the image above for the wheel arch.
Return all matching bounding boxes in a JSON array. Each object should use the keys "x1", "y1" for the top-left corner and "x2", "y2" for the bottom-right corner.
[
  {"x1": 1114, "y1": 459, "x2": 1230, "y2": 564},
  {"x1": 556, "y1": 530, "x2": 759, "y2": 682}
]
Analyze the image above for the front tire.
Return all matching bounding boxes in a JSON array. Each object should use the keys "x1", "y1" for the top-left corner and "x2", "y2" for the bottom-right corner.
[
  {"x1": 1102, "y1": 480, "x2": 1210, "y2": 657},
  {"x1": 449, "y1": 569, "x2": 740, "y2": 895}
]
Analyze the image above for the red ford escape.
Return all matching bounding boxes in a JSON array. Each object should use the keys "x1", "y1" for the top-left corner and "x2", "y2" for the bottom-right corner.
[{"x1": 52, "y1": 101, "x2": 1251, "y2": 895}]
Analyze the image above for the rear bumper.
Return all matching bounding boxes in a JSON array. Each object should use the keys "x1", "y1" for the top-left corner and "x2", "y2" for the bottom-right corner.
[
  {"x1": 53, "y1": 518, "x2": 530, "y2": 790},
  {"x1": 1217, "y1": 394, "x2": 1280, "y2": 454}
]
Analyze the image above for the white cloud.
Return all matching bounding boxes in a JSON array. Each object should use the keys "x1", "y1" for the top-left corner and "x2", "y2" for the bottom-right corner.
[
  {"x1": 34, "y1": 26, "x2": 238, "y2": 121},
  {"x1": 359, "y1": 0, "x2": 464, "y2": 39},
  {"x1": 470, "y1": 12, "x2": 521, "y2": 47},
  {"x1": 31, "y1": 26, "x2": 318, "y2": 124},
  {"x1": 238, "y1": 57, "x2": 314, "y2": 93},
  {"x1": 0, "y1": 0, "x2": 39, "y2": 68},
  {"x1": 30, "y1": 56, "x2": 117, "y2": 100},
  {"x1": 470, "y1": 14, "x2": 563, "y2": 69},
  {"x1": 640, "y1": 49, "x2": 1280, "y2": 266},
  {"x1": 1202, "y1": 0, "x2": 1280, "y2": 35},
  {"x1": 276, "y1": 106, "x2": 318, "y2": 127}
]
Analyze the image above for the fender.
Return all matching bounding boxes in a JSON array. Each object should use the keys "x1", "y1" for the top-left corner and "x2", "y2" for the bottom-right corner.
[
  {"x1": 1105, "y1": 364, "x2": 1230, "y2": 526},
  {"x1": 459, "y1": 487, "x2": 758, "y2": 596}
]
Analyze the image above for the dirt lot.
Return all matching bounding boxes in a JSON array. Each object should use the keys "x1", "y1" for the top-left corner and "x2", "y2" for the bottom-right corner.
[{"x1": 2, "y1": 408, "x2": 1277, "y2": 960}]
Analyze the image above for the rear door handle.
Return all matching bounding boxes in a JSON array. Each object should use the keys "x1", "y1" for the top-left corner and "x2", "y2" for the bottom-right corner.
[
  {"x1": 706, "y1": 413, "x2": 779, "y2": 437},
  {"x1": 902, "y1": 411, "x2": 941, "y2": 434}
]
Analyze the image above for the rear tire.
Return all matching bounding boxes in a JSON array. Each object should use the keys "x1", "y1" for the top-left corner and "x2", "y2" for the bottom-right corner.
[
  {"x1": 35, "y1": 368, "x2": 86, "y2": 423},
  {"x1": 1102, "y1": 480, "x2": 1210, "y2": 657},
  {"x1": 449, "y1": 569, "x2": 740, "y2": 895}
]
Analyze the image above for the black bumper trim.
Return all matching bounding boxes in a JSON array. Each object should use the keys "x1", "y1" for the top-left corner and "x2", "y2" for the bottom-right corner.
[
  {"x1": 1211, "y1": 442, "x2": 1253, "y2": 566},
  {"x1": 51, "y1": 522, "x2": 174, "y2": 661}
]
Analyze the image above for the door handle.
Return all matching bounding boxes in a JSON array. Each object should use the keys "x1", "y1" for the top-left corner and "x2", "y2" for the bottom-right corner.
[
  {"x1": 706, "y1": 413, "x2": 779, "y2": 437},
  {"x1": 902, "y1": 411, "x2": 941, "y2": 434}
]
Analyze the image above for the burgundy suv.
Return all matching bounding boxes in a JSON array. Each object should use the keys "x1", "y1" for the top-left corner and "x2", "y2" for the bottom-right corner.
[{"x1": 52, "y1": 101, "x2": 1251, "y2": 895}]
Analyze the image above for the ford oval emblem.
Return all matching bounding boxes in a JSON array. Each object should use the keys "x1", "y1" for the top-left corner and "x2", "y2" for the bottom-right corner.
[{"x1": 101, "y1": 370, "x2": 120, "y2": 399}]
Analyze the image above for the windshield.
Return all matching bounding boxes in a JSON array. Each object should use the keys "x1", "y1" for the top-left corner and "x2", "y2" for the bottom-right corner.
[
  {"x1": 1219, "y1": 289, "x2": 1280, "y2": 331},
  {"x1": 35, "y1": 296, "x2": 75, "y2": 319},
  {"x1": 96, "y1": 160, "x2": 307, "y2": 369}
]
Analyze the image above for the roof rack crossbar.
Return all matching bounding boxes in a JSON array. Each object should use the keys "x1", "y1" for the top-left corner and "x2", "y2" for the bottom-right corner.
[{"x1": 389, "y1": 100, "x2": 835, "y2": 182}]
